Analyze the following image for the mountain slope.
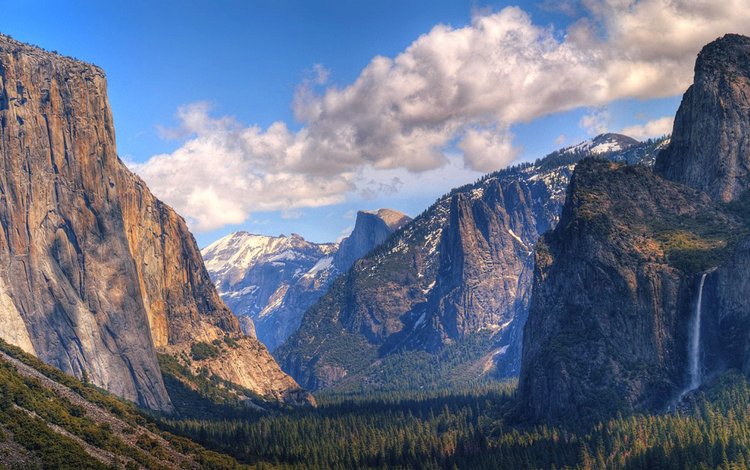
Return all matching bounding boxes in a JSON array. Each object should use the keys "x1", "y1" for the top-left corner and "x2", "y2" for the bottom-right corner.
[
  {"x1": 202, "y1": 209, "x2": 410, "y2": 351},
  {"x1": 0, "y1": 339, "x2": 245, "y2": 469},
  {"x1": 519, "y1": 158, "x2": 744, "y2": 421},
  {"x1": 0, "y1": 33, "x2": 308, "y2": 410},
  {"x1": 520, "y1": 34, "x2": 750, "y2": 421},
  {"x1": 277, "y1": 134, "x2": 664, "y2": 391}
]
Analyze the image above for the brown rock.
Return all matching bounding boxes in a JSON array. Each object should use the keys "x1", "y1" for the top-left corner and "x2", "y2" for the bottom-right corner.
[{"x1": 0, "y1": 34, "x2": 309, "y2": 410}]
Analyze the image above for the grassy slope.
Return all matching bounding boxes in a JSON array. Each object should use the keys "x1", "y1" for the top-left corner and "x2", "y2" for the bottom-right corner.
[{"x1": 0, "y1": 339, "x2": 251, "y2": 469}]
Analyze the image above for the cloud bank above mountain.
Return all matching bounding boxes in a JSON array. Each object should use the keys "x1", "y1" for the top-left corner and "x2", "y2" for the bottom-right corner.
[{"x1": 132, "y1": 0, "x2": 750, "y2": 231}]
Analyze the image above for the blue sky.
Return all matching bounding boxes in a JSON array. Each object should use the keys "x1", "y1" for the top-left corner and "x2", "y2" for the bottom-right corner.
[{"x1": 3, "y1": 1, "x2": 745, "y2": 246}]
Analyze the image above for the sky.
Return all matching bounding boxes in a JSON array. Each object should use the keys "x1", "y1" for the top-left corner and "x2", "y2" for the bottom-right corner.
[{"x1": 2, "y1": 1, "x2": 749, "y2": 246}]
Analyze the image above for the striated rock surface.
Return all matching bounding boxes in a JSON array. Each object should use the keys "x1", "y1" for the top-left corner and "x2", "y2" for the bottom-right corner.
[
  {"x1": 521, "y1": 35, "x2": 750, "y2": 422},
  {"x1": 0, "y1": 34, "x2": 172, "y2": 410},
  {"x1": 519, "y1": 159, "x2": 742, "y2": 421},
  {"x1": 202, "y1": 209, "x2": 409, "y2": 351},
  {"x1": 0, "y1": 34, "x2": 308, "y2": 410},
  {"x1": 655, "y1": 34, "x2": 750, "y2": 202},
  {"x1": 277, "y1": 135, "x2": 662, "y2": 392}
]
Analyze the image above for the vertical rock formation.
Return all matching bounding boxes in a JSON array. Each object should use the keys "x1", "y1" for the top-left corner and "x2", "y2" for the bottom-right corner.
[
  {"x1": 0, "y1": 34, "x2": 309, "y2": 410},
  {"x1": 0, "y1": 35, "x2": 171, "y2": 410},
  {"x1": 333, "y1": 209, "x2": 411, "y2": 271},
  {"x1": 519, "y1": 160, "x2": 740, "y2": 421},
  {"x1": 521, "y1": 34, "x2": 750, "y2": 421},
  {"x1": 655, "y1": 34, "x2": 750, "y2": 202}
]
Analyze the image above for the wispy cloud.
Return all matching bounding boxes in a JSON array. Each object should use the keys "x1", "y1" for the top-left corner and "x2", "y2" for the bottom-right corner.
[
  {"x1": 580, "y1": 108, "x2": 611, "y2": 135},
  {"x1": 620, "y1": 116, "x2": 674, "y2": 139},
  {"x1": 133, "y1": 0, "x2": 750, "y2": 231}
]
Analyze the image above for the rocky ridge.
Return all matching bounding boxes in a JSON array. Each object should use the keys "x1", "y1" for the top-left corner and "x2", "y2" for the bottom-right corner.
[
  {"x1": 655, "y1": 34, "x2": 750, "y2": 202},
  {"x1": 277, "y1": 134, "x2": 664, "y2": 391},
  {"x1": 520, "y1": 34, "x2": 750, "y2": 421}
]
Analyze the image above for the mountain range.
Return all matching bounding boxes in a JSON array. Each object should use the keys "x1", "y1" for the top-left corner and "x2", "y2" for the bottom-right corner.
[
  {"x1": 274, "y1": 132, "x2": 666, "y2": 392},
  {"x1": 202, "y1": 208, "x2": 410, "y2": 351}
]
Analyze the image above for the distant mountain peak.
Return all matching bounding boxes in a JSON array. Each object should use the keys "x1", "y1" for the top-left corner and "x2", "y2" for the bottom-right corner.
[
  {"x1": 360, "y1": 208, "x2": 411, "y2": 231},
  {"x1": 566, "y1": 133, "x2": 640, "y2": 156},
  {"x1": 202, "y1": 208, "x2": 408, "y2": 351}
]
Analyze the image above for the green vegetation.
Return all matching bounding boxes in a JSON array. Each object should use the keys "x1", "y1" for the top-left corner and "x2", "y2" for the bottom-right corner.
[
  {"x1": 156, "y1": 371, "x2": 750, "y2": 469},
  {"x1": 0, "y1": 339, "x2": 248, "y2": 469},
  {"x1": 569, "y1": 158, "x2": 750, "y2": 274},
  {"x1": 649, "y1": 206, "x2": 748, "y2": 273},
  {"x1": 329, "y1": 331, "x2": 501, "y2": 394},
  {"x1": 190, "y1": 341, "x2": 221, "y2": 360}
]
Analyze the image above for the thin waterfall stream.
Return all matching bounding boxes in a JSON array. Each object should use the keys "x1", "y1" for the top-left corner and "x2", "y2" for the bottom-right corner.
[{"x1": 680, "y1": 271, "x2": 710, "y2": 400}]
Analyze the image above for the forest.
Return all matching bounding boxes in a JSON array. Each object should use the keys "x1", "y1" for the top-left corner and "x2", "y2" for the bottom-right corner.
[{"x1": 158, "y1": 372, "x2": 750, "y2": 469}]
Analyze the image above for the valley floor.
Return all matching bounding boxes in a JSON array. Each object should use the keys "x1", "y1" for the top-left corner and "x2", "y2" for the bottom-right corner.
[
  {"x1": 160, "y1": 373, "x2": 750, "y2": 469},
  {"x1": 2, "y1": 335, "x2": 750, "y2": 470}
]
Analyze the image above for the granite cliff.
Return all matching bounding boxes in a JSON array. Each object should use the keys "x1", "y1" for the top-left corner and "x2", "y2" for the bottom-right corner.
[
  {"x1": 655, "y1": 34, "x2": 750, "y2": 203},
  {"x1": 521, "y1": 34, "x2": 750, "y2": 421},
  {"x1": 0, "y1": 34, "x2": 308, "y2": 410}
]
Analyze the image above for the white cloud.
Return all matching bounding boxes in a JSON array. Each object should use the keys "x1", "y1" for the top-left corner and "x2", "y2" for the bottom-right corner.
[
  {"x1": 134, "y1": 0, "x2": 750, "y2": 232},
  {"x1": 580, "y1": 108, "x2": 611, "y2": 135},
  {"x1": 554, "y1": 134, "x2": 567, "y2": 145},
  {"x1": 459, "y1": 126, "x2": 520, "y2": 172},
  {"x1": 620, "y1": 116, "x2": 674, "y2": 139}
]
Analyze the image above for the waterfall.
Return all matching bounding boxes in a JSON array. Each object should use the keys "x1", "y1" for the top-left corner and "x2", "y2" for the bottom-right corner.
[{"x1": 684, "y1": 272, "x2": 708, "y2": 395}]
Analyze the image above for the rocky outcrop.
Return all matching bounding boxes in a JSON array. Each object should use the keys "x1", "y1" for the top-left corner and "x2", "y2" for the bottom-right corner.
[
  {"x1": 277, "y1": 137, "x2": 664, "y2": 392},
  {"x1": 0, "y1": 34, "x2": 172, "y2": 410},
  {"x1": 333, "y1": 209, "x2": 410, "y2": 271},
  {"x1": 202, "y1": 209, "x2": 410, "y2": 352},
  {"x1": 521, "y1": 35, "x2": 750, "y2": 422},
  {"x1": 117, "y1": 168, "x2": 244, "y2": 348},
  {"x1": 655, "y1": 34, "x2": 750, "y2": 202},
  {"x1": 519, "y1": 159, "x2": 741, "y2": 421},
  {"x1": 0, "y1": 34, "x2": 308, "y2": 410}
]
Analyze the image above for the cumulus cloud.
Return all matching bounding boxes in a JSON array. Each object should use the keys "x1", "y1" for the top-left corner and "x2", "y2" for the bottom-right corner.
[
  {"x1": 134, "y1": 0, "x2": 750, "y2": 231},
  {"x1": 620, "y1": 116, "x2": 674, "y2": 139},
  {"x1": 459, "y1": 126, "x2": 520, "y2": 172}
]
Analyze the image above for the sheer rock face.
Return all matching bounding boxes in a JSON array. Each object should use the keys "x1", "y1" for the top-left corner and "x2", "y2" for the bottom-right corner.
[
  {"x1": 518, "y1": 160, "x2": 729, "y2": 421},
  {"x1": 332, "y1": 209, "x2": 411, "y2": 272},
  {"x1": 655, "y1": 34, "x2": 750, "y2": 202},
  {"x1": 0, "y1": 35, "x2": 172, "y2": 410},
  {"x1": 0, "y1": 35, "x2": 308, "y2": 410},
  {"x1": 116, "y1": 168, "x2": 243, "y2": 348}
]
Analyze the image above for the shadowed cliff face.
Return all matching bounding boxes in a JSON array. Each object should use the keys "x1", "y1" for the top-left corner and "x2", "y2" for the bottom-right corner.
[
  {"x1": 0, "y1": 34, "x2": 310, "y2": 410},
  {"x1": 521, "y1": 34, "x2": 750, "y2": 422},
  {"x1": 519, "y1": 159, "x2": 744, "y2": 421},
  {"x1": 333, "y1": 209, "x2": 411, "y2": 272},
  {"x1": 656, "y1": 34, "x2": 750, "y2": 202}
]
